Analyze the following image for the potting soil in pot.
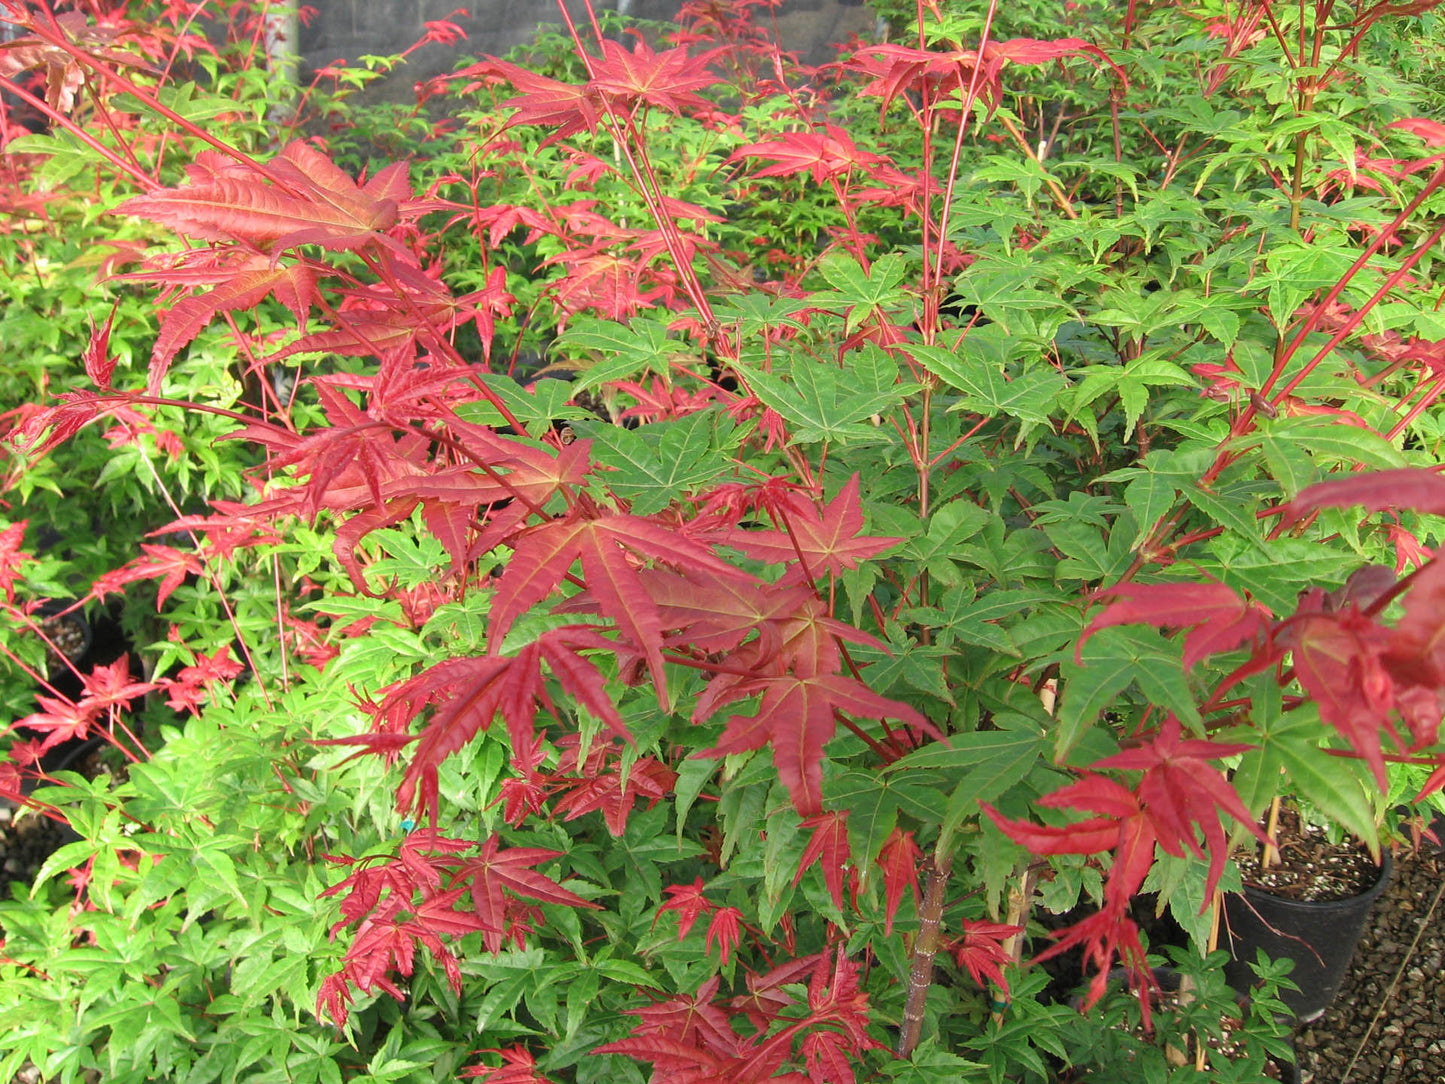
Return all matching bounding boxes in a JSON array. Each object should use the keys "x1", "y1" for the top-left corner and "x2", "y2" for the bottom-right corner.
[{"x1": 1236, "y1": 807, "x2": 1379, "y2": 901}]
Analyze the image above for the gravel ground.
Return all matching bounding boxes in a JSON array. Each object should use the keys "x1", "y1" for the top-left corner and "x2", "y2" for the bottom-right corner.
[{"x1": 1296, "y1": 845, "x2": 1445, "y2": 1083}]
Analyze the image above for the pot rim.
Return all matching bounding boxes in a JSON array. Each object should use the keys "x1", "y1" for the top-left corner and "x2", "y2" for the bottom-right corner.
[{"x1": 1238, "y1": 849, "x2": 1392, "y2": 912}]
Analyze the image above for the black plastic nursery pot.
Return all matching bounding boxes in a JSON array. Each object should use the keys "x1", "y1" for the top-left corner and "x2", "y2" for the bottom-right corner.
[{"x1": 1222, "y1": 851, "x2": 1392, "y2": 1024}]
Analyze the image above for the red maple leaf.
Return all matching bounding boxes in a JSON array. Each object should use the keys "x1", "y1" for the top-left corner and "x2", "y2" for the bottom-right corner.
[
  {"x1": 463, "y1": 1046, "x2": 556, "y2": 1084},
  {"x1": 588, "y1": 37, "x2": 721, "y2": 115},
  {"x1": 638, "y1": 566, "x2": 818, "y2": 656},
  {"x1": 79, "y1": 657, "x2": 156, "y2": 712},
  {"x1": 450, "y1": 834, "x2": 600, "y2": 955},
  {"x1": 1283, "y1": 609, "x2": 1397, "y2": 786},
  {"x1": 161, "y1": 645, "x2": 244, "y2": 714},
  {"x1": 705, "y1": 906, "x2": 744, "y2": 964},
  {"x1": 949, "y1": 918, "x2": 1023, "y2": 997},
  {"x1": 874, "y1": 827, "x2": 921, "y2": 935},
  {"x1": 1383, "y1": 561, "x2": 1445, "y2": 744},
  {"x1": 795, "y1": 811, "x2": 851, "y2": 911},
  {"x1": 0, "y1": 12, "x2": 156, "y2": 114},
  {"x1": 984, "y1": 776, "x2": 1158, "y2": 910},
  {"x1": 714, "y1": 474, "x2": 900, "y2": 585},
  {"x1": 114, "y1": 141, "x2": 409, "y2": 255},
  {"x1": 82, "y1": 306, "x2": 118, "y2": 391},
  {"x1": 847, "y1": 37, "x2": 1119, "y2": 121},
  {"x1": 1037, "y1": 910, "x2": 1156, "y2": 1025},
  {"x1": 657, "y1": 877, "x2": 717, "y2": 939},
  {"x1": 159, "y1": 500, "x2": 282, "y2": 563},
  {"x1": 1092, "y1": 716, "x2": 1267, "y2": 904},
  {"x1": 1391, "y1": 117, "x2": 1445, "y2": 147},
  {"x1": 15, "y1": 694, "x2": 96, "y2": 752},
  {"x1": 91, "y1": 543, "x2": 203, "y2": 610},
  {"x1": 1082, "y1": 580, "x2": 1271, "y2": 669},
  {"x1": 596, "y1": 949, "x2": 879, "y2": 1084},
  {"x1": 550, "y1": 750, "x2": 678, "y2": 836},
  {"x1": 147, "y1": 256, "x2": 319, "y2": 387},
  {"x1": 732, "y1": 124, "x2": 886, "y2": 184},
  {"x1": 701, "y1": 672, "x2": 927, "y2": 816},
  {"x1": 489, "y1": 508, "x2": 746, "y2": 702},
  {"x1": 369, "y1": 626, "x2": 629, "y2": 823}
]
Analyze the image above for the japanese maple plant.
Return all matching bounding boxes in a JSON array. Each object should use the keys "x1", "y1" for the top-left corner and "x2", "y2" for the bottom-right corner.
[{"x1": 3, "y1": 0, "x2": 1445, "y2": 1081}]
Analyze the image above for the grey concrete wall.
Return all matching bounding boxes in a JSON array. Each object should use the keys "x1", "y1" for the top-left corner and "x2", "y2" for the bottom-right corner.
[{"x1": 297, "y1": 0, "x2": 877, "y2": 101}]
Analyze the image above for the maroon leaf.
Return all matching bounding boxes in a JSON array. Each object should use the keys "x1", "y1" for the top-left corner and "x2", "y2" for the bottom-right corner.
[
  {"x1": 1287, "y1": 468, "x2": 1445, "y2": 520},
  {"x1": 874, "y1": 827, "x2": 920, "y2": 936},
  {"x1": 451, "y1": 834, "x2": 599, "y2": 955},
  {"x1": 1082, "y1": 580, "x2": 1271, "y2": 668},
  {"x1": 795, "y1": 810, "x2": 850, "y2": 910}
]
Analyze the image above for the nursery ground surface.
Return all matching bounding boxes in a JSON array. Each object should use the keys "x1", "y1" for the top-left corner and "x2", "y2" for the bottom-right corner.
[{"x1": 1297, "y1": 844, "x2": 1445, "y2": 1083}]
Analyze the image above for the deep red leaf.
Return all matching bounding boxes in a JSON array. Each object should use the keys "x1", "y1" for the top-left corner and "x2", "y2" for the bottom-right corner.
[
  {"x1": 795, "y1": 811, "x2": 850, "y2": 910},
  {"x1": 1284, "y1": 611, "x2": 1396, "y2": 786},
  {"x1": 463, "y1": 1046, "x2": 557, "y2": 1084},
  {"x1": 1082, "y1": 580, "x2": 1271, "y2": 668},
  {"x1": 1287, "y1": 468, "x2": 1445, "y2": 520},
  {"x1": 702, "y1": 673, "x2": 927, "y2": 816},
  {"x1": 451, "y1": 834, "x2": 599, "y2": 955},
  {"x1": 715, "y1": 475, "x2": 900, "y2": 585},
  {"x1": 657, "y1": 877, "x2": 717, "y2": 940},
  {"x1": 950, "y1": 918, "x2": 1023, "y2": 997},
  {"x1": 874, "y1": 827, "x2": 920, "y2": 935},
  {"x1": 705, "y1": 906, "x2": 743, "y2": 964}
]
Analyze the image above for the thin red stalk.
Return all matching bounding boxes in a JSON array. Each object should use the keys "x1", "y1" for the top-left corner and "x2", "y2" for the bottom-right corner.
[
  {"x1": 0, "y1": 73, "x2": 157, "y2": 189},
  {"x1": 20, "y1": 5, "x2": 293, "y2": 188},
  {"x1": 1386, "y1": 374, "x2": 1445, "y2": 442},
  {"x1": 1204, "y1": 165, "x2": 1445, "y2": 479},
  {"x1": 1269, "y1": 219, "x2": 1445, "y2": 406}
]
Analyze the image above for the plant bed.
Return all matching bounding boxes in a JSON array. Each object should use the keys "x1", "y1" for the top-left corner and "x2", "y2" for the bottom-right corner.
[
  {"x1": 1056, "y1": 961, "x2": 1299, "y2": 1082},
  {"x1": 5, "y1": 0, "x2": 1445, "y2": 1081}
]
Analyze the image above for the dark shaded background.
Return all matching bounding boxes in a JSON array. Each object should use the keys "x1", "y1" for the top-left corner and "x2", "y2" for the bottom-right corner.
[{"x1": 296, "y1": 0, "x2": 878, "y2": 100}]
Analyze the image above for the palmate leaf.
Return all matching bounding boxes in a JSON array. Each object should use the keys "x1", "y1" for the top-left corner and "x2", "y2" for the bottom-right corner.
[
  {"x1": 1055, "y1": 625, "x2": 1200, "y2": 762},
  {"x1": 1284, "y1": 610, "x2": 1397, "y2": 789},
  {"x1": 740, "y1": 346, "x2": 915, "y2": 444},
  {"x1": 152, "y1": 259, "x2": 319, "y2": 381},
  {"x1": 577, "y1": 411, "x2": 735, "y2": 515},
  {"x1": 701, "y1": 672, "x2": 928, "y2": 816},
  {"x1": 452, "y1": 835, "x2": 600, "y2": 954},
  {"x1": 732, "y1": 123, "x2": 886, "y2": 183},
  {"x1": 370, "y1": 626, "x2": 629, "y2": 822},
  {"x1": 115, "y1": 140, "x2": 409, "y2": 252},
  {"x1": 716, "y1": 474, "x2": 902, "y2": 585},
  {"x1": 909, "y1": 330, "x2": 1067, "y2": 439},
  {"x1": 874, "y1": 827, "x2": 921, "y2": 936},
  {"x1": 490, "y1": 510, "x2": 746, "y2": 702},
  {"x1": 794, "y1": 810, "x2": 850, "y2": 912}
]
